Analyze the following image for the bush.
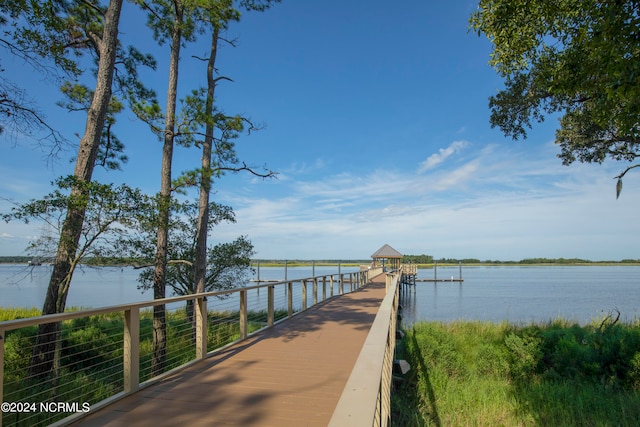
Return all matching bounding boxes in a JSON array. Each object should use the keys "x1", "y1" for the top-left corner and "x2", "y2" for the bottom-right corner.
[{"x1": 504, "y1": 331, "x2": 542, "y2": 379}]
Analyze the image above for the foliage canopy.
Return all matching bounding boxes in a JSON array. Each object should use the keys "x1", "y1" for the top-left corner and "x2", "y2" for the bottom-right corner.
[{"x1": 470, "y1": 0, "x2": 640, "y2": 197}]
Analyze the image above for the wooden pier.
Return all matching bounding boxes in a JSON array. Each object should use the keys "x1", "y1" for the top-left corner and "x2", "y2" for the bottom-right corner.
[
  {"x1": 399, "y1": 262, "x2": 464, "y2": 287},
  {"x1": 0, "y1": 247, "x2": 440, "y2": 427},
  {"x1": 66, "y1": 274, "x2": 393, "y2": 427}
]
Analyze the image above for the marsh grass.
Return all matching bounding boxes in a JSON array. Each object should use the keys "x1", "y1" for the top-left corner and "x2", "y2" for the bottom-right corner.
[{"x1": 392, "y1": 320, "x2": 640, "y2": 426}]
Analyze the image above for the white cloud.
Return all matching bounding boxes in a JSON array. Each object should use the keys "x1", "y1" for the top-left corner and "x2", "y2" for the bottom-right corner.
[
  {"x1": 418, "y1": 140, "x2": 467, "y2": 173},
  {"x1": 428, "y1": 160, "x2": 480, "y2": 191},
  {"x1": 4, "y1": 138, "x2": 639, "y2": 261},
  {"x1": 212, "y1": 140, "x2": 640, "y2": 261}
]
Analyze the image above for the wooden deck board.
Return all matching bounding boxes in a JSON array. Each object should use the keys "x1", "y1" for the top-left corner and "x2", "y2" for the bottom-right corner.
[{"x1": 71, "y1": 275, "x2": 387, "y2": 427}]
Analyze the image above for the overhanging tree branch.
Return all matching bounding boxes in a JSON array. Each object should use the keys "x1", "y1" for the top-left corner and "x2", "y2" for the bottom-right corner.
[
  {"x1": 471, "y1": 0, "x2": 640, "y2": 197},
  {"x1": 615, "y1": 164, "x2": 640, "y2": 199}
]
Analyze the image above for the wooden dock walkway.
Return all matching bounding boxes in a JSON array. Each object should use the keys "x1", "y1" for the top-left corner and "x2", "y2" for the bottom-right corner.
[{"x1": 70, "y1": 275, "x2": 388, "y2": 427}]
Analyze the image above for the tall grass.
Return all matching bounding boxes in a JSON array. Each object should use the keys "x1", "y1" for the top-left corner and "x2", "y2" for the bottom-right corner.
[{"x1": 392, "y1": 319, "x2": 640, "y2": 426}]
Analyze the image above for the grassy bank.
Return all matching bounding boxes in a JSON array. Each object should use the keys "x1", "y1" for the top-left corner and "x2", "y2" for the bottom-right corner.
[{"x1": 392, "y1": 319, "x2": 640, "y2": 426}]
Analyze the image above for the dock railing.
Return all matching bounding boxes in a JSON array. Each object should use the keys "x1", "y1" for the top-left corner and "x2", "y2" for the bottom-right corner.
[
  {"x1": 0, "y1": 266, "x2": 383, "y2": 427},
  {"x1": 401, "y1": 263, "x2": 418, "y2": 275},
  {"x1": 329, "y1": 267, "x2": 401, "y2": 427}
]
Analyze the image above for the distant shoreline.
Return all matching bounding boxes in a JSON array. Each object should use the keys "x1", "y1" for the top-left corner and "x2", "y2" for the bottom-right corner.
[
  {"x1": 254, "y1": 262, "x2": 640, "y2": 268},
  {"x1": 2, "y1": 257, "x2": 639, "y2": 268}
]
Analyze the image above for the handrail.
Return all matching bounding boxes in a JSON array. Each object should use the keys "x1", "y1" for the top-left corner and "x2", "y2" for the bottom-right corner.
[
  {"x1": 329, "y1": 268, "x2": 400, "y2": 427},
  {"x1": 0, "y1": 266, "x2": 383, "y2": 427},
  {"x1": 401, "y1": 263, "x2": 418, "y2": 275}
]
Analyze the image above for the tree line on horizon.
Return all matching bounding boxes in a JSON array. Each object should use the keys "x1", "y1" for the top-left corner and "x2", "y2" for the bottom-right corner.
[{"x1": 2, "y1": 255, "x2": 639, "y2": 265}]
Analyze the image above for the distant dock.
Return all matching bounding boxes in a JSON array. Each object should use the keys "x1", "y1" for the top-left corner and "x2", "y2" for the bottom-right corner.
[
  {"x1": 401, "y1": 261, "x2": 464, "y2": 287},
  {"x1": 250, "y1": 260, "x2": 465, "y2": 286}
]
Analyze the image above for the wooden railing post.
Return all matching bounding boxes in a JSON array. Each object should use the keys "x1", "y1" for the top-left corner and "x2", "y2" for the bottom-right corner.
[
  {"x1": 195, "y1": 297, "x2": 208, "y2": 360},
  {"x1": 287, "y1": 282, "x2": 293, "y2": 318},
  {"x1": 330, "y1": 275, "x2": 334, "y2": 297},
  {"x1": 313, "y1": 278, "x2": 318, "y2": 305},
  {"x1": 302, "y1": 280, "x2": 308, "y2": 310},
  {"x1": 386, "y1": 273, "x2": 393, "y2": 292},
  {"x1": 322, "y1": 276, "x2": 327, "y2": 301},
  {"x1": 240, "y1": 289, "x2": 248, "y2": 339},
  {"x1": 268, "y1": 285, "x2": 275, "y2": 326},
  {"x1": 339, "y1": 274, "x2": 344, "y2": 295},
  {"x1": 124, "y1": 307, "x2": 140, "y2": 394}
]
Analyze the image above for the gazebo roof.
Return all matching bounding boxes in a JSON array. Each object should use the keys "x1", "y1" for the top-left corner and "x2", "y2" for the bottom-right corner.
[{"x1": 371, "y1": 244, "x2": 403, "y2": 259}]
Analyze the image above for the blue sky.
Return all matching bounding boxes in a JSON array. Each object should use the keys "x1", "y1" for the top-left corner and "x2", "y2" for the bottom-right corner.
[{"x1": 1, "y1": 0, "x2": 639, "y2": 261}]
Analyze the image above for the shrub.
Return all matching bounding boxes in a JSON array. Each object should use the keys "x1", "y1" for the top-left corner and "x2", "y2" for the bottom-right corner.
[{"x1": 504, "y1": 331, "x2": 541, "y2": 379}]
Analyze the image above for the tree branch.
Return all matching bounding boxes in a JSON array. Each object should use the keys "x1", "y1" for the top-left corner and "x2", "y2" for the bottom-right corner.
[
  {"x1": 614, "y1": 164, "x2": 640, "y2": 199},
  {"x1": 614, "y1": 164, "x2": 640, "y2": 180},
  {"x1": 225, "y1": 162, "x2": 278, "y2": 179},
  {"x1": 213, "y1": 76, "x2": 234, "y2": 84}
]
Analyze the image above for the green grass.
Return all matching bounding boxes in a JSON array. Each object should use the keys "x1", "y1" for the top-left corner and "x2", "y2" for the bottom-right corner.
[
  {"x1": 1, "y1": 306, "x2": 288, "y2": 427},
  {"x1": 392, "y1": 319, "x2": 640, "y2": 426},
  {"x1": 0, "y1": 307, "x2": 42, "y2": 321}
]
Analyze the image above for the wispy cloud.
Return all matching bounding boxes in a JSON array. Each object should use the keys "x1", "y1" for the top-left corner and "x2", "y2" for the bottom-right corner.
[
  {"x1": 428, "y1": 160, "x2": 481, "y2": 191},
  {"x1": 211, "y1": 139, "x2": 640, "y2": 260},
  {"x1": 3, "y1": 137, "x2": 639, "y2": 261},
  {"x1": 418, "y1": 140, "x2": 467, "y2": 173}
]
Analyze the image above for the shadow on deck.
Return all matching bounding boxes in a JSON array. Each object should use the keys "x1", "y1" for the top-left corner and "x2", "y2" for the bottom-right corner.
[{"x1": 70, "y1": 275, "x2": 388, "y2": 427}]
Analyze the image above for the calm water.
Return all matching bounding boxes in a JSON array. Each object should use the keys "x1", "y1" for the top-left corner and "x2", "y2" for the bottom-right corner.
[
  {"x1": 0, "y1": 264, "x2": 359, "y2": 309},
  {"x1": 401, "y1": 265, "x2": 640, "y2": 325},
  {"x1": 1, "y1": 264, "x2": 639, "y2": 326}
]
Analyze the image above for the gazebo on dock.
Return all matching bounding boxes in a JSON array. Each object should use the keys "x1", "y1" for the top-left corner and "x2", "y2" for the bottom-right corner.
[{"x1": 371, "y1": 244, "x2": 403, "y2": 271}]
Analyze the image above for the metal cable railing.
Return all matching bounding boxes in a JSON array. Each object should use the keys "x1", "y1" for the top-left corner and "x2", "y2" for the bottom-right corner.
[{"x1": 1, "y1": 267, "x2": 383, "y2": 427}]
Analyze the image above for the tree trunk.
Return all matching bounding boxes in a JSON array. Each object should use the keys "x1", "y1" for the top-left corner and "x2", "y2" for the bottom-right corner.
[
  {"x1": 29, "y1": 0, "x2": 123, "y2": 379},
  {"x1": 190, "y1": 27, "x2": 219, "y2": 343},
  {"x1": 194, "y1": 27, "x2": 220, "y2": 295},
  {"x1": 152, "y1": 1, "x2": 183, "y2": 377}
]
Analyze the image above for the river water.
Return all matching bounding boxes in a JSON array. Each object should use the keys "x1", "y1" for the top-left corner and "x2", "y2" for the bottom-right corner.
[
  {"x1": 0, "y1": 264, "x2": 360, "y2": 310},
  {"x1": 1, "y1": 264, "x2": 639, "y2": 325},
  {"x1": 400, "y1": 265, "x2": 640, "y2": 325}
]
